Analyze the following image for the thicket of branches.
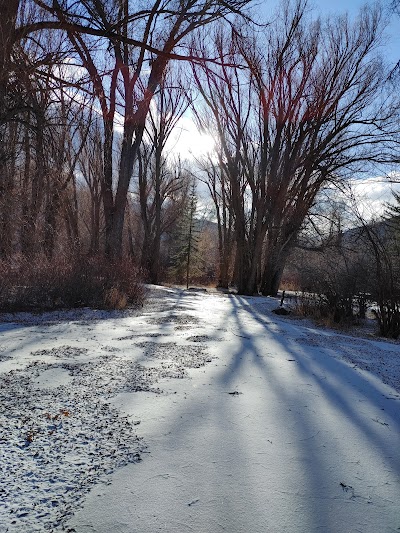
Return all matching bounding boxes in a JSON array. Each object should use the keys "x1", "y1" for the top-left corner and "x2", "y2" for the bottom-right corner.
[
  {"x1": 192, "y1": 3, "x2": 396, "y2": 295},
  {"x1": 1, "y1": 0, "x2": 400, "y2": 324},
  {"x1": 282, "y1": 190, "x2": 400, "y2": 338},
  {"x1": 0, "y1": 0, "x2": 251, "y2": 307}
]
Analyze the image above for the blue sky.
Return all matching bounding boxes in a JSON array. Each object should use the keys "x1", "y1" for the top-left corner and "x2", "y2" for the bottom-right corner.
[
  {"x1": 258, "y1": 0, "x2": 400, "y2": 66},
  {"x1": 314, "y1": 0, "x2": 400, "y2": 65}
]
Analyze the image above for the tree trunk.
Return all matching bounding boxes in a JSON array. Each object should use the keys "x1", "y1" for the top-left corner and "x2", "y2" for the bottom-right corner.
[
  {"x1": 233, "y1": 220, "x2": 265, "y2": 295},
  {"x1": 20, "y1": 126, "x2": 33, "y2": 255},
  {"x1": 25, "y1": 111, "x2": 46, "y2": 255},
  {"x1": 216, "y1": 199, "x2": 234, "y2": 289},
  {"x1": 89, "y1": 196, "x2": 100, "y2": 255},
  {"x1": 260, "y1": 259, "x2": 284, "y2": 297},
  {"x1": 104, "y1": 57, "x2": 167, "y2": 258},
  {"x1": 261, "y1": 242, "x2": 291, "y2": 296},
  {"x1": 0, "y1": 1, "x2": 20, "y2": 258},
  {"x1": 102, "y1": 117, "x2": 115, "y2": 256},
  {"x1": 218, "y1": 246, "x2": 231, "y2": 288},
  {"x1": 150, "y1": 142, "x2": 163, "y2": 285},
  {"x1": 0, "y1": 0, "x2": 19, "y2": 111},
  {"x1": 64, "y1": 195, "x2": 80, "y2": 254},
  {"x1": 44, "y1": 182, "x2": 60, "y2": 259},
  {"x1": 0, "y1": 149, "x2": 14, "y2": 258},
  {"x1": 106, "y1": 115, "x2": 146, "y2": 258}
]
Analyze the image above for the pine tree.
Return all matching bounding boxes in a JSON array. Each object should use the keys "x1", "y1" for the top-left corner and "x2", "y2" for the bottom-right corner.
[
  {"x1": 169, "y1": 181, "x2": 200, "y2": 288},
  {"x1": 385, "y1": 191, "x2": 400, "y2": 252},
  {"x1": 385, "y1": 191, "x2": 400, "y2": 225}
]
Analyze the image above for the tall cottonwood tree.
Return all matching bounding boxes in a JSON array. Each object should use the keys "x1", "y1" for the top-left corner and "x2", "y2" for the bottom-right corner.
[
  {"x1": 192, "y1": 1, "x2": 394, "y2": 295},
  {"x1": 0, "y1": 0, "x2": 96, "y2": 259},
  {"x1": 15, "y1": 0, "x2": 253, "y2": 258},
  {"x1": 0, "y1": 1, "x2": 39, "y2": 257},
  {"x1": 191, "y1": 29, "x2": 256, "y2": 293},
  {"x1": 0, "y1": 18, "x2": 74, "y2": 258},
  {"x1": 0, "y1": 0, "x2": 20, "y2": 131}
]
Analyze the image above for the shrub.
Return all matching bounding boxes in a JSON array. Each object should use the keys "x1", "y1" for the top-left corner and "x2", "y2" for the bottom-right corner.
[
  {"x1": 0, "y1": 254, "x2": 145, "y2": 311},
  {"x1": 372, "y1": 302, "x2": 400, "y2": 339},
  {"x1": 103, "y1": 288, "x2": 128, "y2": 310},
  {"x1": 291, "y1": 291, "x2": 361, "y2": 329}
]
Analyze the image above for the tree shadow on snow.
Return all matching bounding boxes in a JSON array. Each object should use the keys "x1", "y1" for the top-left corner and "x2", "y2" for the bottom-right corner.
[{"x1": 155, "y1": 292, "x2": 400, "y2": 531}]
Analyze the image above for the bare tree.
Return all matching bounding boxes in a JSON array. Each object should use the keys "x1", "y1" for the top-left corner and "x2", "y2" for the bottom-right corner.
[
  {"x1": 0, "y1": 1, "x2": 38, "y2": 257},
  {"x1": 191, "y1": 28, "x2": 257, "y2": 293},
  {"x1": 352, "y1": 191, "x2": 400, "y2": 338},
  {"x1": 0, "y1": 0, "x2": 20, "y2": 125},
  {"x1": 0, "y1": 2, "x2": 84, "y2": 259},
  {"x1": 137, "y1": 67, "x2": 190, "y2": 283},
  {"x1": 196, "y1": 153, "x2": 234, "y2": 288},
  {"x1": 77, "y1": 116, "x2": 104, "y2": 255},
  {"x1": 42, "y1": 86, "x2": 91, "y2": 258},
  {"x1": 15, "y1": 0, "x2": 253, "y2": 258},
  {"x1": 192, "y1": 1, "x2": 394, "y2": 295}
]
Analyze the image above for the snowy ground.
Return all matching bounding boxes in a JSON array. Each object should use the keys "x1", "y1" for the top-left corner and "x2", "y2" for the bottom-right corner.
[{"x1": 0, "y1": 286, "x2": 399, "y2": 532}]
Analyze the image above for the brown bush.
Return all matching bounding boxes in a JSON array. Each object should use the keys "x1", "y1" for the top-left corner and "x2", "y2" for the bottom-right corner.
[
  {"x1": 291, "y1": 292, "x2": 359, "y2": 329},
  {"x1": 103, "y1": 287, "x2": 128, "y2": 310},
  {"x1": 0, "y1": 254, "x2": 145, "y2": 311}
]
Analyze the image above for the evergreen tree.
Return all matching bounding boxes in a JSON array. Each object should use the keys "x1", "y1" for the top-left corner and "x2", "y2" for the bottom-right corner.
[
  {"x1": 169, "y1": 181, "x2": 200, "y2": 288},
  {"x1": 385, "y1": 191, "x2": 400, "y2": 226}
]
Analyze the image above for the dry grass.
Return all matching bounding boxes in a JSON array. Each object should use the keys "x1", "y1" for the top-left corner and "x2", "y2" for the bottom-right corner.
[
  {"x1": 290, "y1": 292, "x2": 359, "y2": 330},
  {"x1": 103, "y1": 287, "x2": 128, "y2": 310}
]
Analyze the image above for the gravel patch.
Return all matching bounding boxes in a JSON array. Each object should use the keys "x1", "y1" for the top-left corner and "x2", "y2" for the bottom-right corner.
[
  {"x1": 0, "y1": 322, "x2": 214, "y2": 531},
  {"x1": 186, "y1": 335, "x2": 213, "y2": 343},
  {"x1": 31, "y1": 346, "x2": 89, "y2": 359},
  {"x1": 146, "y1": 313, "x2": 198, "y2": 326},
  {"x1": 136, "y1": 341, "x2": 213, "y2": 375},
  {"x1": 0, "y1": 361, "x2": 145, "y2": 532}
]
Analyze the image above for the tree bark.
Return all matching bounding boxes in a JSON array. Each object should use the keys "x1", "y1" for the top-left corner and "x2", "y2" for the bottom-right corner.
[
  {"x1": 261, "y1": 239, "x2": 293, "y2": 296},
  {"x1": 0, "y1": 0, "x2": 20, "y2": 258}
]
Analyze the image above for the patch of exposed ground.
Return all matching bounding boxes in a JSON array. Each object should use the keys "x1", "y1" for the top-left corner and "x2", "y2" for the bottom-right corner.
[
  {"x1": 0, "y1": 305, "x2": 214, "y2": 533},
  {"x1": 0, "y1": 359, "x2": 145, "y2": 532}
]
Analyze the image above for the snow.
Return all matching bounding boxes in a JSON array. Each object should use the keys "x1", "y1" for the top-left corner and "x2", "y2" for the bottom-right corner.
[{"x1": 1, "y1": 286, "x2": 399, "y2": 532}]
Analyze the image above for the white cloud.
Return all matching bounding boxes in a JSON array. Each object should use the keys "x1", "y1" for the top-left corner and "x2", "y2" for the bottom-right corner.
[{"x1": 350, "y1": 176, "x2": 400, "y2": 219}]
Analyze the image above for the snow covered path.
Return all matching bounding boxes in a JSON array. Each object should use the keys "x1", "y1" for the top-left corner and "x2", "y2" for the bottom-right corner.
[
  {"x1": 1, "y1": 286, "x2": 400, "y2": 532},
  {"x1": 70, "y1": 288, "x2": 400, "y2": 533}
]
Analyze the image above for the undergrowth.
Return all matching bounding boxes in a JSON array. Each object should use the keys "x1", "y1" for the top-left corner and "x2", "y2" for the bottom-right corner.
[
  {"x1": 0, "y1": 255, "x2": 145, "y2": 311},
  {"x1": 291, "y1": 291, "x2": 400, "y2": 338},
  {"x1": 290, "y1": 292, "x2": 360, "y2": 330}
]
